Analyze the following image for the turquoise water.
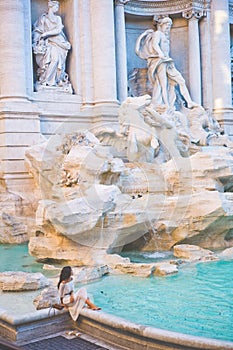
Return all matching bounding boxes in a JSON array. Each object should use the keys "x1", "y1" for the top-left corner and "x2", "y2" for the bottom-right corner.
[
  {"x1": 120, "y1": 250, "x2": 173, "y2": 263},
  {"x1": 0, "y1": 244, "x2": 232, "y2": 342},
  {"x1": 0, "y1": 244, "x2": 57, "y2": 277},
  {"x1": 0, "y1": 243, "x2": 42, "y2": 272},
  {"x1": 85, "y1": 260, "x2": 233, "y2": 342}
]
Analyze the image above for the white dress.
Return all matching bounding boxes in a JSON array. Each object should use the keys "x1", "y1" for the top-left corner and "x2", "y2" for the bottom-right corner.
[{"x1": 58, "y1": 279, "x2": 87, "y2": 321}]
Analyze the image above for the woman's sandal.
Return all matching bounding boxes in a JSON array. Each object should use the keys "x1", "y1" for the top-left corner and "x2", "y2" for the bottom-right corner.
[
  {"x1": 91, "y1": 306, "x2": 101, "y2": 310},
  {"x1": 66, "y1": 330, "x2": 81, "y2": 337},
  {"x1": 74, "y1": 332, "x2": 82, "y2": 337}
]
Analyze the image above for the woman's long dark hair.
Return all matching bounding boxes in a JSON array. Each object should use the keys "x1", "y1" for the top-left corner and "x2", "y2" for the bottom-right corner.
[{"x1": 57, "y1": 266, "x2": 72, "y2": 289}]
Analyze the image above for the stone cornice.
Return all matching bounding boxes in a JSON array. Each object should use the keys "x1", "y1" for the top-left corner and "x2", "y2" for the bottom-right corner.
[{"x1": 125, "y1": 0, "x2": 211, "y2": 16}]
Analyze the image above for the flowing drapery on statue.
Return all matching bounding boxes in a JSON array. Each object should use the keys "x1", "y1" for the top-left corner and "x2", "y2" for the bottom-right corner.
[
  {"x1": 32, "y1": 0, "x2": 72, "y2": 93},
  {"x1": 135, "y1": 16, "x2": 197, "y2": 109}
]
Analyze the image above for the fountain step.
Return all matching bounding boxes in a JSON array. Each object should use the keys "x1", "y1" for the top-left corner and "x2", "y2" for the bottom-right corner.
[
  {"x1": 0, "y1": 310, "x2": 72, "y2": 343},
  {"x1": 0, "y1": 308, "x2": 232, "y2": 350},
  {"x1": 20, "y1": 335, "x2": 109, "y2": 350}
]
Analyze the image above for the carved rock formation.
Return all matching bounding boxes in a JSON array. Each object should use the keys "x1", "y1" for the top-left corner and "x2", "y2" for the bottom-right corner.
[
  {"x1": 0, "y1": 188, "x2": 37, "y2": 244},
  {"x1": 24, "y1": 96, "x2": 233, "y2": 266},
  {"x1": 0, "y1": 272, "x2": 50, "y2": 291}
]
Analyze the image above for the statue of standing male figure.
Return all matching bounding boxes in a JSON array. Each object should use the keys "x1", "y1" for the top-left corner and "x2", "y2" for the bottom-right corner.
[
  {"x1": 135, "y1": 16, "x2": 197, "y2": 109},
  {"x1": 32, "y1": 0, "x2": 72, "y2": 93}
]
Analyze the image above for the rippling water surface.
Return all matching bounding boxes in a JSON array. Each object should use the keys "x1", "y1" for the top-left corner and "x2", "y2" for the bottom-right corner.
[
  {"x1": 0, "y1": 244, "x2": 232, "y2": 342},
  {"x1": 0, "y1": 243, "x2": 43, "y2": 273},
  {"x1": 86, "y1": 259, "x2": 233, "y2": 342}
]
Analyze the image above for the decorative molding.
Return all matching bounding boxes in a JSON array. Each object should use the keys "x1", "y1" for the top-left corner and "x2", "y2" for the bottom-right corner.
[
  {"x1": 125, "y1": 0, "x2": 211, "y2": 16},
  {"x1": 182, "y1": 9, "x2": 206, "y2": 19},
  {"x1": 115, "y1": 0, "x2": 130, "y2": 6}
]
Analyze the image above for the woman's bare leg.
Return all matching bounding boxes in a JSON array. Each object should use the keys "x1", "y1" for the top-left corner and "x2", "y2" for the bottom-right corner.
[{"x1": 85, "y1": 298, "x2": 101, "y2": 310}]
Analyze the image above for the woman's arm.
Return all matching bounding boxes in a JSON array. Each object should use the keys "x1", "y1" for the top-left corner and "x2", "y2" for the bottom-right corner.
[
  {"x1": 69, "y1": 280, "x2": 75, "y2": 303},
  {"x1": 70, "y1": 291, "x2": 75, "y2": 304},
  {"x1": 58, "y1": 282, "x2": 65, "y2": 305}
]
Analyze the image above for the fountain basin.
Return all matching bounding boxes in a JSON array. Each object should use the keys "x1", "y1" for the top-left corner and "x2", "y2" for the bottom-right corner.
[
  {"x1": 0, "y1": 245, "x2": 233, "y2": 348},
  {"x1": 86, "y1": 259, "x2": 233, "y2": 343},
  {"x1": 0, "y1": 307, "x2": 233, "y2": 350}
]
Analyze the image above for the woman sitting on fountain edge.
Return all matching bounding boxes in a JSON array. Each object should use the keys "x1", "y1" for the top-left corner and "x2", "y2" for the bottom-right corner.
[{"x1": 57, "y1": 266, "x2": 101, "y2": 321}]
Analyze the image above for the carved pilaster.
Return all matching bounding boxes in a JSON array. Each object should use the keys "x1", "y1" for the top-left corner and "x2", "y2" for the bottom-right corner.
[
  {"x1": 186, "y1": 12, "x2": 202, "y2": 104},
  {"x1": 91, "y1": 0, "x2": 118, "y2": 104},
  {"x1": 211, "y1": 0, "x2": 232, "y2": 125},
  {"x1": 115, "y1": 0, "x2": 129, "y2": 101},
  {"x1": 200, "y1": 11, "x2": 213, "y2": 110},
  {"x1": 0, "y1": 0, "x2": 28, "y2": 99}
]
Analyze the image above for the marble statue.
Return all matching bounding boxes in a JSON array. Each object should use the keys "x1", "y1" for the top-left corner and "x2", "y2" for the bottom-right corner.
[
  {"x1": 118, "y1": 95, "x2": 160, "y2": 161},
  {"x1": 32, "y1": 0, "x2": 72, "y2": 93},
  {"x1": 135, "y1": 16, "x2": 197, "y2": 109},
  {"x1": 95, "y1": 95, "x2": 159, "y2": 162},
  {"x1": 185, "y1": 105, "x2": 233, "y2": 147},
  {"x1": 95, "y1": 94, "x2": 191, "y2": 162}
]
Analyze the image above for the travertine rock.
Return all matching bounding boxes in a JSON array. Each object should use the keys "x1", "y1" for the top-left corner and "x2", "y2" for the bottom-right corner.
[
  {"x1": 113, "y1": 263, "x2": 156, "y2": 277},
  {"x1": 0, "y1": 189, "x2": 37, "y2": 243},
  {"x1": 73, "y1": 265, "x2": 109, "y2": 283},
  {"x1": 0, "y1": 212, "x2": 28, "y2": 243},
  {"x1": 112, "y1": 260, "x2": 178, "y2": 277},
  {"x1": 0, "y1": 272, "x2": 50, "y2": 291},
  {"x1": 173, "y1": 244, "x2": 215, "y2": 260},
  {"x1": 218, "y1": 247, "x2": 233, "y2": 259},
  {"x1": 24, "y1": 99, "x2": 233, "y2": 265},
  {"x1": 153, "y1": 262, "x2": 178, "y2": 276},
  {"x1": 33, "y1": 286, "x2": 60, "y2": 310}
]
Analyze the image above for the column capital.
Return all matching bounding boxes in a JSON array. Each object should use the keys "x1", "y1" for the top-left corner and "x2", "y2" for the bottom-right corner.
[
  {"x1": 115, "y1": 0, "x2": 130, "y2": 6},
  {"x1": 182, "y1": 9, "x2": 206, "y2": 20}
]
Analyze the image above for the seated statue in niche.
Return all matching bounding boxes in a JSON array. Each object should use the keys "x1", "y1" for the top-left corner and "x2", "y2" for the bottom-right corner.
[
  {"x1": 32, "y1": 0, "x2": 72, "y2": 93},
  {"x1": 135, "y1": 16, "x2": 197, "y2": 109}
]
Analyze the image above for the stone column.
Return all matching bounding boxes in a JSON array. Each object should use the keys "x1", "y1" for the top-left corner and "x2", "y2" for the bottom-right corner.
[
  {"x1": 183, "y1": 10, "x2": 202, "y2": 105},
  {"x1": 0, "y1": 0, "x2": 27, "y2": 99},
  {"x1": 78, "y1": 0, "x2": 94, "y2": 107},
  {"x1": 199, "y1": 11, "x2": 213, "y2": 111},
  {"x1": 114, "y1": 0, "x2": 129, "y2": 103},
  {"x1": 62, "y1": 0, "x2": 82, "y2": 99},
  {"x1": 90, "y1": 0, "x2": 118, "y2": 105},
  {"x1": 0, "y1": 0, "x2": 40, "y2": 192},
  {"x1": 211, "y1": 0, "x2": 232, "y2": 129}
]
